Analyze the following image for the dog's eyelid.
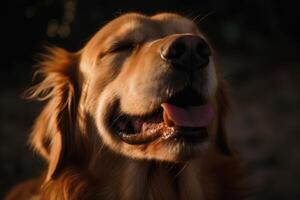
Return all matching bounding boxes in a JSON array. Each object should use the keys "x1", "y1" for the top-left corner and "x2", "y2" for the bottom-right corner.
[
  {"x1": 99, "y1": 41, "x2": 136, "y2": 58},
  {"x1": 108, "y1": 40, "x2": 136, "y2": 53}
]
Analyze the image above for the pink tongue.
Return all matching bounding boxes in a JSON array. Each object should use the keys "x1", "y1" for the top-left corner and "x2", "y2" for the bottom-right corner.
[{"x1": 161, "y1": 103, "x2": 214, "y2": 127}]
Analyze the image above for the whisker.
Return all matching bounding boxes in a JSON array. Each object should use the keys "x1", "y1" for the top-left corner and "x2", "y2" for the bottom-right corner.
[
  {"x1": 95, "y1": 142, "x2": 105, "y2": 157},
  {"x1": 194, "y1": 11, "x2": 215, "y2": 25},
  {"x1": 173, "y1": 162, "x2": 189, "y2": 179},
  {"x1": 107, "y1": 111, "x2": 130, "y2": 132},
  {"x1": 192, "y1": 14, "x2": 202, "y2": 23},
  {"x1": 111, "y1": 112, "x2": 124, "y2": 125}
]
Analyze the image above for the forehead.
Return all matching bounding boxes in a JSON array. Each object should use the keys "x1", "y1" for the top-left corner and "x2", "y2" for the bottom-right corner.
[
  {"x1": 99, "y1": 13, "x2": 199, "y2": 43},
  {"x1": 81, "y1": 13, "x2": 200, "y2": 69}
]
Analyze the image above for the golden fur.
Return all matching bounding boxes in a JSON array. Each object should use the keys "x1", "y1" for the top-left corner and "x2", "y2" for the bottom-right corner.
[{"x1": 5, "y1": 13, "x2": 245, "y2": 200}]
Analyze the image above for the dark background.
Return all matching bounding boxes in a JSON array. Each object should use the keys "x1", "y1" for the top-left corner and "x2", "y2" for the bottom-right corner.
[{"x1": 1, "y1": 1, "x2": 299, "y2": 199}]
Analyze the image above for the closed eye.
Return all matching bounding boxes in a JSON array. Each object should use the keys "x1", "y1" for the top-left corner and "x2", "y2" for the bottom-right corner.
[{"x1": 108, "y1": 41, "x2": 135, "y2": 53}]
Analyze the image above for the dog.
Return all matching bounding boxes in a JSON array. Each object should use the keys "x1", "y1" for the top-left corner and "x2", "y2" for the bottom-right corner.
[{"x1": 5, "y1": 12, "x2": 244, "y2": 200}]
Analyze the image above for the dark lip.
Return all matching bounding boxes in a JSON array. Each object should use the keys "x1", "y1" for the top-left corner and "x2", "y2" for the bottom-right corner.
[
  {"x1": 165, "y1": 127, "x2": 208, "y2": 142},
  {"x1": 118, "y1": 126, "x2": 208, "y2": 145},
  {"x1": 118, "y1": 129, "x2": 161, "y2": 144}
]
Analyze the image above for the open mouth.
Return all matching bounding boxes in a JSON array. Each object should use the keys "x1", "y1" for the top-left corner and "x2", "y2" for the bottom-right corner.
[{"x1": 111, "y1": 87, "x2": 214, "y2": 145}]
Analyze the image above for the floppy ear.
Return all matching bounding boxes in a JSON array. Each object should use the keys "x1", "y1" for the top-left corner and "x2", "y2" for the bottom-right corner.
[
  {"x1": 26, "y1": 47, "x2": 87, "y2": 181},
  {"x1": 214, "y1": 79, "x2": 233, "y2": 155}
]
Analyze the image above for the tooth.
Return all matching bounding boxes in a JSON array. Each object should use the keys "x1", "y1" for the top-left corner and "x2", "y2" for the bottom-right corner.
[{"x1": 142, "y1": 123, "x2": 148, "y2": 132}]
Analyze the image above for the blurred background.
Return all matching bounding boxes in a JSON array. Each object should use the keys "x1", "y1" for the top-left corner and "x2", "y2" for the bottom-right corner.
[{"x1": 1, "y1": 0, "x2": 299, "y2": 199}]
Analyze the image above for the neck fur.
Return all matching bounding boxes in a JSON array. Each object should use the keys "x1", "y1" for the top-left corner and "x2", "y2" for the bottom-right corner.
[{"x1": 89, "y1": 146, "x2": 235, "y2": 200}]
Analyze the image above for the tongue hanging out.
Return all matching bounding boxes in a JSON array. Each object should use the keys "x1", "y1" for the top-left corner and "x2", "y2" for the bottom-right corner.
[{"x1": 161, "y1": 103, "x2": 214, "y2": 128}]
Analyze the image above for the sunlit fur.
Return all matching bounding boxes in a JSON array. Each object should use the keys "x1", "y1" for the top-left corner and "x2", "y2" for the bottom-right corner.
[{"x1": 5, "y1": 13, "x2": 245, "y2": 200}]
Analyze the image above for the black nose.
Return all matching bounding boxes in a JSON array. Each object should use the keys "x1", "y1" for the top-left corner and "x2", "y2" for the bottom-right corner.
[{"x1": 160, "y1": 35, "x2": 211, "y2": 71}]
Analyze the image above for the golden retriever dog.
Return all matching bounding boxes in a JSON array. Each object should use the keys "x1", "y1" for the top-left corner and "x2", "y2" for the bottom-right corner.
[{"x1": 5, "y1": 13, "x2": 245, "y2": 200}]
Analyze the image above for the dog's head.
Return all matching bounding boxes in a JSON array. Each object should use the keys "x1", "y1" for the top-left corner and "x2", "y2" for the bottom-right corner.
[{"x1": 28, "y1": 13, "x2": 232, "y2": 180}]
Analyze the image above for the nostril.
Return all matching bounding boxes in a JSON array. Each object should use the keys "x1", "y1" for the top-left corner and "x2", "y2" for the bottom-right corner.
[
  {"x1": 161, "y1": 41, "x2": 186, "y2": 61},
  {"x1": 169, "y1": 42, "x2": 186, "y2": 59},
  {"x1": 195, "y1": 41, "x2": 211, "y2": 57}
]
